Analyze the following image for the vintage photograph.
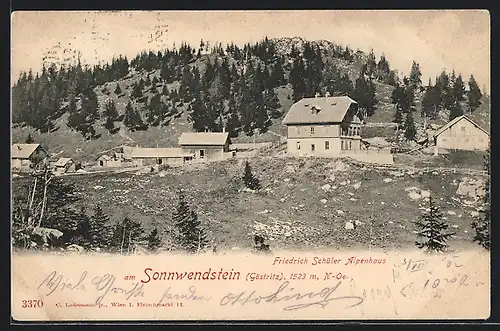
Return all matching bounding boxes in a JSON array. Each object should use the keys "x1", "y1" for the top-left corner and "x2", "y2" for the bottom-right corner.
[
  {"x1": 10, "y1": 10, "x2": 491, "y2": 321},
  {"x1": 11, "y1": 10, "x2": 490, "y2": 256}
]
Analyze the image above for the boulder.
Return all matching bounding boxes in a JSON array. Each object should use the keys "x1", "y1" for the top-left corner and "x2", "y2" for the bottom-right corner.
[
  {"x1": 345, "y1": 221, "x2": 355, "y2": 230},
  {"x1": 321, "y1": 184, "x2": 331, "y2": 191},
  {"x1": 456, "y1": 177, "x2": 485, "y2": 200},
  {"x1": 337, "y1": 210, "x2": 345, "y2": 215},
  {"x1": 447, "y1": 210, "x2": 456, "y2": 216},
  {"x1": 352, "y1": 182, "x2": 362, "y2": 190},
  {"x1": 405, "y1": 186, "x2": 420, "y2": 192},
  {"x1": 383, "y1": 178, "x2": 393, "y2": 183},
  {"x1": 66, "y1": 244, "x2": 84, "y2": 254},
  {"x1": 320, "y1": 199, "x2": 328, "y2": 204},
  {"x1": 420, "y1": 190, "x2": 431, "y2": 199},
  {"x1": 32, "y1": 227, "x2": 63, "y2": 247},
  {"x1": 409, "y1": 191, "x2": 422, "y2": 200}
]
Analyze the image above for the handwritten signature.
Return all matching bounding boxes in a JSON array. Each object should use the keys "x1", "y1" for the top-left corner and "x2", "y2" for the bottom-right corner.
[
  {"x1": 37, "y1": 271, "x2": 145, "y2": 305},
  {"x1": 219, "y1": 281, "x2": 364, "y2": 311}
]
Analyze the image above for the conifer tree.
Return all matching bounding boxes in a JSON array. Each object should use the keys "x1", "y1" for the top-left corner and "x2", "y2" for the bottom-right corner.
[
  {"x1": 403, "y1": 111, "x2": 417, "y2": 141},
  {"x1": 393, "y1": 108, "x2": 403, "y2": 125},
  {"x1": 414, "y1": 196, "x2": 455, "y2": 253},
  {"x1": 172, "y1": 189, "x2": 207, "y2": 253},
  {"x1": 110, "y1": 217, "x2": 145, "y2": 254},
  {"x1": 472, "y1": 148, "x2": 490, "y2": 250},
  {"x1": 409, "y1": 61, "x2": 422, "y2": 89},
  {"x1": 25, "y1": 133, "x2": 35, "y2": 144},
  {"x1": 467, "y1": 75, "x2": 482, "y2": 112},
  {"x1": 243, "y1": 161, "x2": 261, "y2": 191},
  {"x1": 162, "y1": 85, "x2": 169, "y2": 97},
  {"x1": 103, "y1": 99, "x2": 120, "y2": 134},
  {"x1": 87, "y1": 205, "x2": 114, "y2": 250},
  {"x1": 131, "y1": 82, "x2": 143, "y2": 99},
  {"x1": 114, "y1": 83, "x2": 122, "y2": 95},
  {"x1": 146, "y1": 228, "x2": 162, "y2": 252}
]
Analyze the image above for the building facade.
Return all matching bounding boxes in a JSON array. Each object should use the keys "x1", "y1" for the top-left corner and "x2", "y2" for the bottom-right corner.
[
  {"x1": 434, "y1": 115, "x2": 490, "y2": 151},
  {"x1": 127, "y1": 147, "x2": 194, "y2": 167},
  {"x1": 11, "y1": 143, "x2": 48, "y2": 172},
  {"x1": 178, "y1": 132, "x2": 232, "y2": 162},
  {"x1": 282, "y1": 96, "x2": 363, "y2": 157}
]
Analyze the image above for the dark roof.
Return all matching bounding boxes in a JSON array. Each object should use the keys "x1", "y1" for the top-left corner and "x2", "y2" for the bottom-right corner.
[
  {"x1": 11, "y1": 144, "x2": 43, "y2": 159},
  {"x1": 178, "y1": 132, "x2": 229, "y2": 146},
  {"x1": 282, "y1": 96, "x2": 357, "y2": 125}
]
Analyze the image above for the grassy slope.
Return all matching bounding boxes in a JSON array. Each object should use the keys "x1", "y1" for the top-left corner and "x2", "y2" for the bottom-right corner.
[
  {"x1": 12, "y1": 157, "x2": 485, "y2": 252},
  {"x1": 11, "y1": 38, "x2": 491, "y2": 162}
]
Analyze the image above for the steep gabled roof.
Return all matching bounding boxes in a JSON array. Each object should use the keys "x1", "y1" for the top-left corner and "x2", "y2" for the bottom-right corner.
[
  {"x1": 434, "y1": 115, "x2": 490, "y2": 137},
  {"x1": 11, "y1": 144, "x2": 43, "y2": 159},
  {"x1": 130, "y1": 147, "x2": 193, "y2": 158},
  {"x1": 178, "y1": 132, "x2": 229, "y2": 146},
  {"x1": 282, "y1": 96, "x2": 358, "y2": 125}
]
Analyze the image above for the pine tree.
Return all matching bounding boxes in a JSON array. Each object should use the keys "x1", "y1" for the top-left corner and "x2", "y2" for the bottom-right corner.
[
  {"x1": 25, "y1": 133, "x2": 35, "y2": 144},
  {"x1": 87, "y1": 205, "x2": 114, "y2": 251},
  {"x1": 146, "y1": 228, "x2": 162, "y2": 252},
  {"x1": 414, "y1": 196, "x2": 455, "y2": 253},
  {"x1": 103, "y1": 99, "x2": 119, "y2": 134},
  {"x1": 467, "y1": 75, "x2": 482, "y2": 112},
  {"x1": 109, "y1": 217, "x2": 145, "y2": 254},
  {"x1": 131, "y1": 82, "x2": 143, "y2": 99},
  {"x1": 472, "y1": 148, "x2": 490, "y2": 250},
  {"x1": 243, "y1": 161, "x2": 261, "y2": 191},
  {"x1": 449, "y1": 74, "x2": 466, "y2": 121},
  {"x1": 403, "y1": 112, "x2": 417, "y2": 141},
  {"x1": 172, "y1": 189, "x2": 208, "y2": 253},
  {"x1": 409, "y1": 61, "x2": 422, "y2": 89},
  {"x1": 114, "y1": 83, "x2": 122, "y2": 95},
  {"x1": 393, "y1": 108, "x2": 403, "y2": 125}
]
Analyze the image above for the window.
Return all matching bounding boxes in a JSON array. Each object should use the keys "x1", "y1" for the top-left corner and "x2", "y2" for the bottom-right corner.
[
  {"x1": 348, "y1": 127, "x2": 352, "y2": 136},
  {"x1": 311, "y1": 144, "x2": 315, "y2": 151},
  {"x1": 461, "y1": 126, "x2": 466, "y2": 132},
  {"x1": 310, "y1": 127, "x2": 315, "y2": 135},
  {"x1": 349, "y1": 141, "x2": 352, "y2": 150},
  {"x1": 325, "y1": 141, "x2": 330, "y2": 150},
  {"x1": 341, "y1": 141, "x2": 344, "y2": 150},
  {"x1": 157, "y1": 158, "x2": 163, "y2": 165},
  {"x1": 199, "y1": 150, "x2": 205, "y2": 158},
  {"x1": 297, "y1": 141, "x2": 301, "y2": 150}
]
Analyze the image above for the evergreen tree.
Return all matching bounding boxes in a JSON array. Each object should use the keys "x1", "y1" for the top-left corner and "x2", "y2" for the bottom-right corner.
[
  {"x1": 472, "y1": 148, "x2": 490, "y2": 250},
  {"x1": 131, "y1": 82, "x2": 143, "y2": 99},
  {"x1": 414, "y1": 196, "x2": 455, "y2": 253},
  {"x1": 87, "y1": 205, "x2": 114, "y2": 250},
  {"x1": 393, "y1": 108, "x2": 403, "y2": 125},
  {"x1": 403, "y1": 112, "x2": 417, "y2": 141},
  {"x1": 421, "y1": 83, "x2": 441, "y2": 120},
  {"x1": 146, "y1": 228, "x2": 162, "y2": 252},
  {"x1": 409, "y1": 61, "x2": 422, "y2": 89},
  {"x1": 353, "y1": 75, "x2": 377, "y2": 117},
  {"x1": 103, "y1": 99, "x2": 120, "y2": 134},
  {"x1": 243, "y1": 161, "x2": 261, "y2": 191},
  {"x1": 114, "y1": 83, "x2": 122, "y2": 95},
  {"x1": 366, "y1": 49, "x2": 377, "y2": 77},
  {"x1": 110, "y1": 217, "x2": 145, "y2": 255},
  {"x1": 264, "y1": 88, "x2": 282, "y2": 119},
  {"x1": 449, "y1": 74, "x2": 465, "y2": 120},
  {"x1": 123, "y1": 101, "x2": 146, "y2": 131},
  {"x1": 467, "y1": 75, "x2": 482, "y2": 112},
  {"x1": 172, "y1": 189, "x2": 208, "y2": 253},
  {"x1": 25, "y1": 133, "x2": 35, "y2": 144}
]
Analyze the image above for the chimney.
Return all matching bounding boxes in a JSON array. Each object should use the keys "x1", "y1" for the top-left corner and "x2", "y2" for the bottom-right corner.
[{"x1": 223, "y1": 126, "x2": 226, "y2": 133}]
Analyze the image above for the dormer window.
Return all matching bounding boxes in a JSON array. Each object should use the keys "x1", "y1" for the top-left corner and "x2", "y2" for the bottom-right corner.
[
  {"x1": 311, "y1": 105, "x2": 321, "y2": 115},
  {"x1": 310, "y1": 127, "x2": 315, "y2": 135}
]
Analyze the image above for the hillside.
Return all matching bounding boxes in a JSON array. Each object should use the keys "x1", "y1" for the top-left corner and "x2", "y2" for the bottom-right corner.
[
  {"x1": 11, "y1": 36, "x2": 491, "y2": 162},
  {"x1": 11, "y1": 156, "x2": 487, "y2": 252}
]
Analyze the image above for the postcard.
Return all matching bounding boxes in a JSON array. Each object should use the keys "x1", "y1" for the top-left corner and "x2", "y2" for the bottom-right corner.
[{"x1": 10, "y1": 10, "x2": 491, "y2": 322}]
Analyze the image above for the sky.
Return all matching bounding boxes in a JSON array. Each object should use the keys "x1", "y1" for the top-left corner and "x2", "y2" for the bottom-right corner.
[{"x1": 11, "y1": 10, "x2": 490, "y2": 91}]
